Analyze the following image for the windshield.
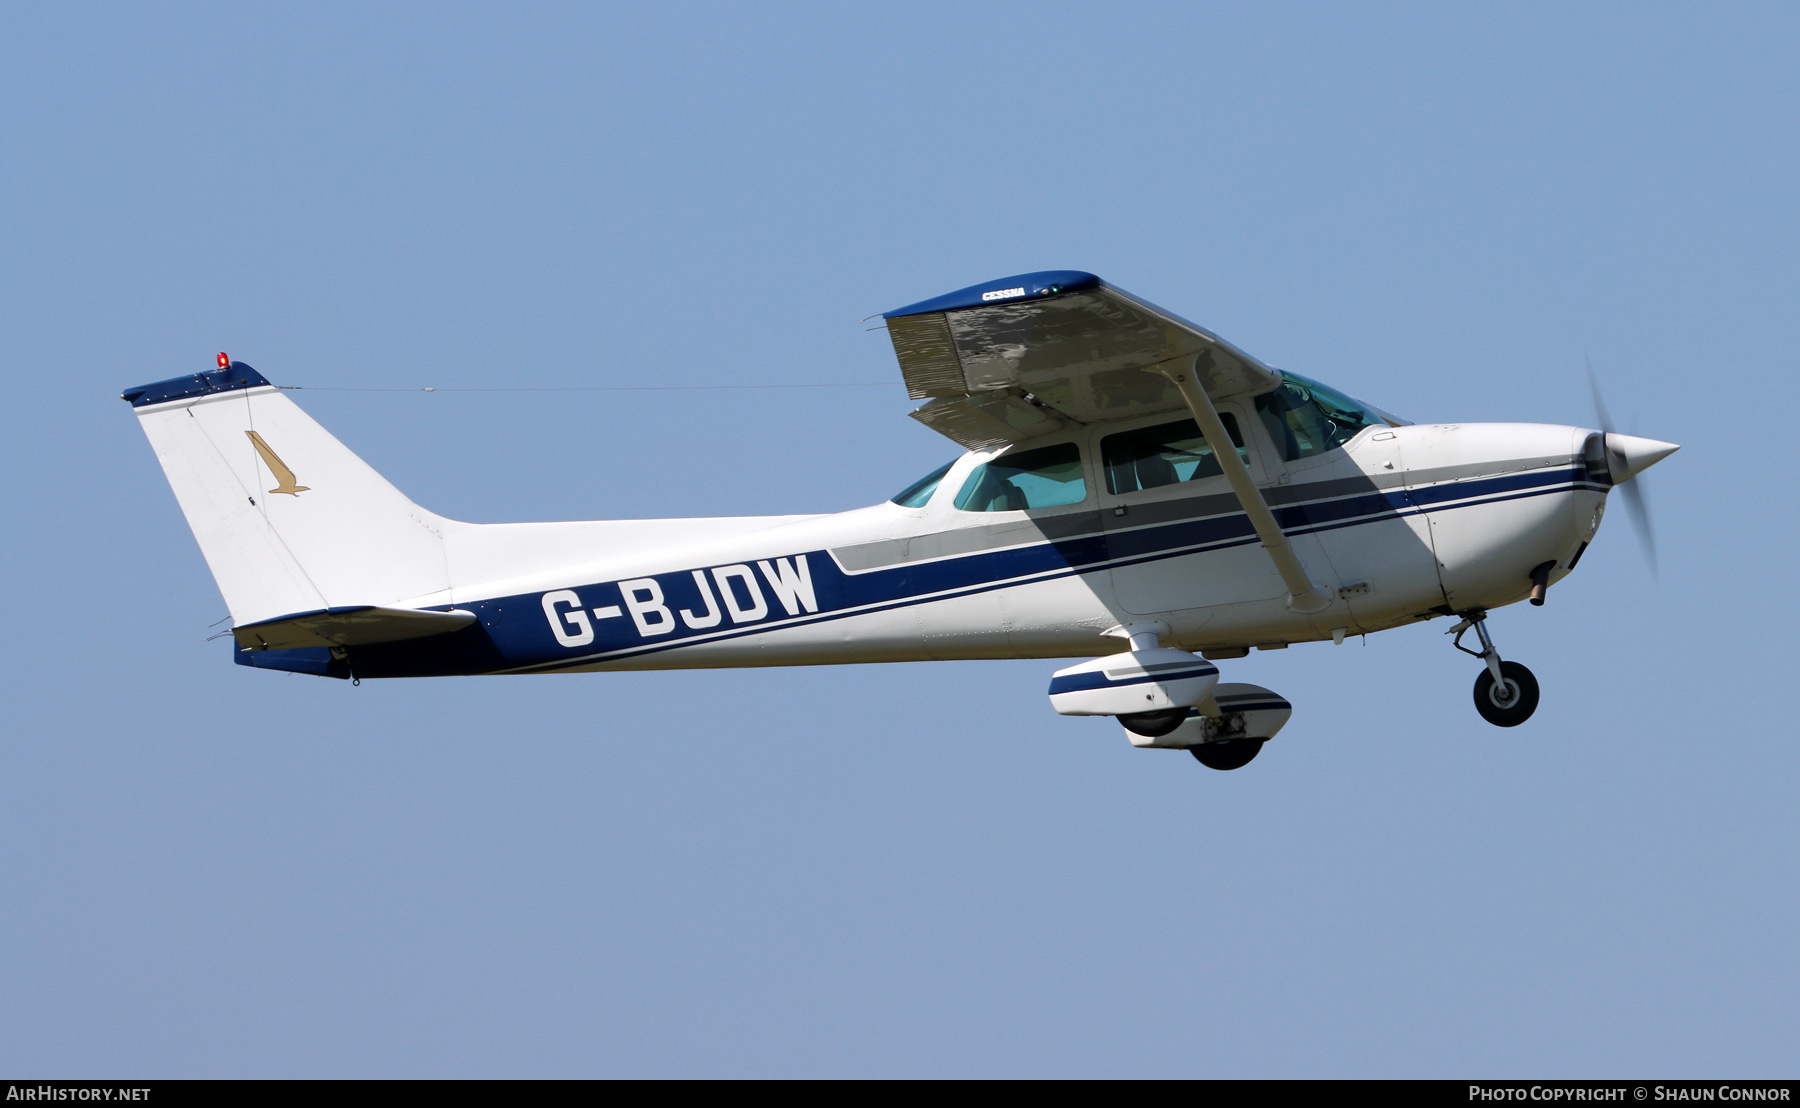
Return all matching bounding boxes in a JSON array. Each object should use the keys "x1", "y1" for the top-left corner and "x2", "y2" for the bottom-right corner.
[
  {"x1": 953, "y1": 442, "x2": 1087, "y2": 512},
  {"x1": 890, "y1": 460, "x2": 956, "y2": 507},
  {"x1": 1253, "y1": 372, "x2": 1389, "y2": 460}
]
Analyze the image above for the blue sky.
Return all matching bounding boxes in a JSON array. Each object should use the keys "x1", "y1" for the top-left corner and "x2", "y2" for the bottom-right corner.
[{"x1": 1, "y1": 1, "x2": 1795, "y2": 1077}]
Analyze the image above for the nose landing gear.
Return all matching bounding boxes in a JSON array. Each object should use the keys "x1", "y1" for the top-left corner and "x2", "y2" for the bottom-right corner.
[{"x1": 1449, "y1": 611, "x2": 1540, "y2": 727}]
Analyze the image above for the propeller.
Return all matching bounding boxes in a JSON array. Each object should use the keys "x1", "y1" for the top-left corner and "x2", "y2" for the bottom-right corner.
[{"x1": 1586, "y1": 355, "x2": 1678, "y2": 578}]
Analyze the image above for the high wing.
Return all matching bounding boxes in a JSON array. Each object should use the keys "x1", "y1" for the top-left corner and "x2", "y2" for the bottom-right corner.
[{"x1": 882, "y1": 271, "x2": 1282, "y2": 450}]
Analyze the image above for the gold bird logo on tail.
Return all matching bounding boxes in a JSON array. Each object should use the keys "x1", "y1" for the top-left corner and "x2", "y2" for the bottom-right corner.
[{"x1": 245, "y1": 430, "x2": 311, "y2": 495}]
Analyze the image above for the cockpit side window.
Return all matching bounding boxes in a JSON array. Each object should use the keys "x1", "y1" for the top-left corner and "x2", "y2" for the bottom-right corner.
[
  {"x1": 953, "y1": 442, "x2": 1087, "y2": 512},
  {"x1": 890, "y1": 460, "x2": 956, "y2": 507},
  {"x1": 1101, "y1": 415, "x2": 1246, "y2": 495},
  {"x1": 1253, "y1": 372, "x2": 1387, "y2": 461}
]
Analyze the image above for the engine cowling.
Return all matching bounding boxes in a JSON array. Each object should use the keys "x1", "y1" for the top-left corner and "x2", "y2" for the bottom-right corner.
[{"x1": 1123, "y1": 683, "x2": 1293, "y2": 749}]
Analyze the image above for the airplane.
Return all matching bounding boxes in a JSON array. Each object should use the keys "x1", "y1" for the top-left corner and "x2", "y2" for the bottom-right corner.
[{"x1": 120, "y1": 270, "x2": 1677, "y2": 771}]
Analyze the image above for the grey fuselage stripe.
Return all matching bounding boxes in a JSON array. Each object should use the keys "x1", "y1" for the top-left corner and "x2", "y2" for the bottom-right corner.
[{"x1": 1111, "y1": 660, "x2": 1219, "y2": 675}]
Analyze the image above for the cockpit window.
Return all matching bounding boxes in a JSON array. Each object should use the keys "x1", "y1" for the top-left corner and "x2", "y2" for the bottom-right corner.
[
  {"x1": 1101, "y1": 415, "x2": 1246, "y2": 495},
  {"x1": 1253, "y1": 372, "x2": 1387, "y2": 461},
  {"x1": 890, "y1": 460, "x2": 955, "y2": 507},
  {"x1": 953, "y1": 442, "x2": 1087, "y2": 512}
]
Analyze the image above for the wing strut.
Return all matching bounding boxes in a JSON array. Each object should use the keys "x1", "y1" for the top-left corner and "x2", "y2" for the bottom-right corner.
[{"x1": 1155, "y1": 361, "x2": 1332, "y2": 614}]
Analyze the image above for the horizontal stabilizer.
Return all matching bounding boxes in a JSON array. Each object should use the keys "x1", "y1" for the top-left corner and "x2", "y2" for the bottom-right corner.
[{"x1": 232, "y1": 606, "x2": 476, "y2": 651}]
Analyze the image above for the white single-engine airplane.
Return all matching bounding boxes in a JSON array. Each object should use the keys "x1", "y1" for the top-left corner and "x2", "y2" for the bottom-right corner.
[{"x1": 124, "y1": 271, "x2": 1677, "y2": 770}]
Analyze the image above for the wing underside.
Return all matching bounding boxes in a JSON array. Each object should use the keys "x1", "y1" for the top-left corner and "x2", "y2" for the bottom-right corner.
[{"x1": 883, "y1": 271, "x2": 1282, "y2": 450}]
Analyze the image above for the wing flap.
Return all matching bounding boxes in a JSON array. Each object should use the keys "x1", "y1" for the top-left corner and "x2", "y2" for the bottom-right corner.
[
  {"x1": 908, "y1": 393, "x2": 1068, "y2": 451},
  {"x1": 232, "y1": 606, "x2": 476, "y2": 651}
]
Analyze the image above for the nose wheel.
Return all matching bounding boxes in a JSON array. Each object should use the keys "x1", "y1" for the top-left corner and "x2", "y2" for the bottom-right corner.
[
  {"x1": 1449, "y1": 611, "x2": 1540, "y2": 727},
  {"x1": 1473, "y1": 660, "x2": 1539, "y2": 726}
]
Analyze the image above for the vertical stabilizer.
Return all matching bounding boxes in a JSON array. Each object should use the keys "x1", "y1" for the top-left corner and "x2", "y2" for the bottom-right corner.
[{"x1": 123, "y1": 361, "x2": 450, "y2": 627}]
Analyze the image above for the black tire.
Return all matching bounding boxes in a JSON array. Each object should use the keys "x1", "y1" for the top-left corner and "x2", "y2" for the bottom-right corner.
[
  {"x1": 1473, "y1": 661, "x2": 1540, "y2": 727},
  {"x1": 1118, "y1": 708, "x2": 1190, "y2": 738},
  {"x1": 1190, "y1": 738, "x2": 1265, "y2": 770}
]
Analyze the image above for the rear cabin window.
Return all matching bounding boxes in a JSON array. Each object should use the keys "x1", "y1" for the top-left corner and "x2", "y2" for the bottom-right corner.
[
  {"x1": 889, "y1": 460, "x2": 955, "y2": 507},
  {"x1": 1253, "y1": 372, "x2": 1387, "y2": 461},
  {"x1": 1101, "y1": 415, "x2": 1245, "y2": 495},
  {"x1": 953, "y1": 442, "x2": 1087, "y2": 512}
]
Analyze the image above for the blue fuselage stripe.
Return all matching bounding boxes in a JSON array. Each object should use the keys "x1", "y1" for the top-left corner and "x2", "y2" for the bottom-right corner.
[
  {"x1": 310, "y1": 466, "x2": 1592, "y2": 678},
  {"x1": 1048, "y1": 667, "x2": 1217, "y2": 695}
]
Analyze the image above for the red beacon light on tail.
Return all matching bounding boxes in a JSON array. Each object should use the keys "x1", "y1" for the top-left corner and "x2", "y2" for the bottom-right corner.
[{"x1": 216, "y1": 352, "x2": 230, "y2": 370}]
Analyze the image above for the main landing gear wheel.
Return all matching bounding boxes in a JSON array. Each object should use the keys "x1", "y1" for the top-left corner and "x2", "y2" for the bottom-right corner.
[
  {"x1": 1118, "y1": 708, "x2": 1190, "y2": 738},
  {"x1": 1191, "y1": 739, "x2": 1265, "y2": 771},
  {"x1": 1473, "y1": 661, "x2": 1539, "y2": 727}
]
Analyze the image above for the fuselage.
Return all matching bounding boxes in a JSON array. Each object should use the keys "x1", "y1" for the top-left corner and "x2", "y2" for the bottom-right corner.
[{"x1": 253, "y1": 413, "x2": 1609, "y2": 681}]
